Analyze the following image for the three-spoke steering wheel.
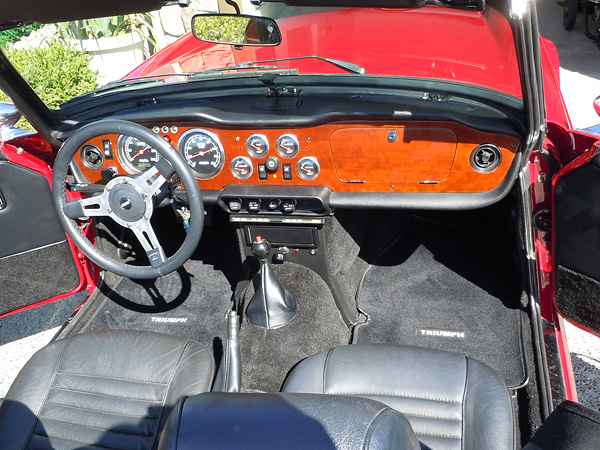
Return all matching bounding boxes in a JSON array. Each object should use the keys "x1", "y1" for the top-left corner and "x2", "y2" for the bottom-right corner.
[{"x1": 52, "y1": 120, "x2": 203, "y2": 279}]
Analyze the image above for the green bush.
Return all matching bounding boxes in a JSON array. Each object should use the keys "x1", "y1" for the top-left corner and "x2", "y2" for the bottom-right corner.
[
  {"x1": 0, "y1": 23, "x2": 43, "y2": 49},
  {"x1": 0, "y1": 41, "x2": 98, "y2": 130},
  {"x1": 193, "y1": 16, "x2": 248, "y2": 45}
]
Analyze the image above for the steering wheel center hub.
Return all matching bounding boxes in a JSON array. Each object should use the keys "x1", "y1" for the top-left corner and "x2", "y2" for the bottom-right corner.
[{"x1": 108, "y1": 183, "x2": 147, "y2": 223}]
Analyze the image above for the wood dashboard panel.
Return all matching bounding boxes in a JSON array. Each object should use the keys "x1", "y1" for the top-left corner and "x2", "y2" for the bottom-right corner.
[{"x1": 74, "y1": 121, "x2": 519, "y2": 194}]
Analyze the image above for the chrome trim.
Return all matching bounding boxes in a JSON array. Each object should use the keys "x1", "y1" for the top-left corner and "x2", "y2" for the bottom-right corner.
[{"x1": 520, "y1": 164, "x2": 553, "y2": 418}]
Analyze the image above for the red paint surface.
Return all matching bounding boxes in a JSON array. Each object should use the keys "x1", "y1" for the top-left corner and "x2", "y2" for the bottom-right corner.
[{"x1": 127, "y1": 6, "x2": 522, "y2": 98}]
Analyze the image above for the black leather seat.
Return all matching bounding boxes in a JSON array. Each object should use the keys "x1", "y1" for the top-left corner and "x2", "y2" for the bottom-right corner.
[
  {"x1": 283, "y1": 344, "x2": 515, "y2": 450},
  {"x1": 159, "y1": 392, "x2": 421, "y2": 450},
  {"x1": 0, "y1": 330, "x2": 214, "y2": 450}
]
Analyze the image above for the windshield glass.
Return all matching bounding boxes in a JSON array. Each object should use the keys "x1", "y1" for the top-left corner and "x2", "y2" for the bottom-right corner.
[{"x1": 0, "y1": 1, "x2": 522, "y2": 114}]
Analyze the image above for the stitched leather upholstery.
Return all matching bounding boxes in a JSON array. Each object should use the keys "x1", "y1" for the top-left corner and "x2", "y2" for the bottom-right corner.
[
  {"x1": 0, "y1": 330, "x2": 214, "y2": 450},
  {"x1": 283, "y1": 344, "x2": 515, "y2": 450},
  {"x1": 158, "y1": 392, "x2": 421, "y2": 450}
]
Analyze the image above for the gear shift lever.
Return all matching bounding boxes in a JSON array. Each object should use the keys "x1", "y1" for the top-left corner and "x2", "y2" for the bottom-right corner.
[{"x1": 246, "y1": 236, "x2": 297, "y2": 329}]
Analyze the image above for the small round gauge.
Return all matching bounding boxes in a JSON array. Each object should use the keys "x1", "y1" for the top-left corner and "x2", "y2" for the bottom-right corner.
[
  {"x1": 231, "y1": 156, "x2": 253, "y2": 180},
  {"x1": 297, "y1": 157, "x2": 320, "y2": 180},
  {"x1": 276, "y1": 134, "x2": 299, "y2": 158},
  {"x1": 117, "y1": 135, "x2": 161, "y2": 173},
  {"x1": 178, "y1": 129, "x2": 225, "y2": 179},
  {"x1": 246, "y1": 134, "x2": 269, "y2": 158}
]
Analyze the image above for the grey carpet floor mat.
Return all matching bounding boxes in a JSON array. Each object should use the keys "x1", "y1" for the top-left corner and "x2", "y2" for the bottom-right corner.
[
  {"x1": 80, "y1": 226, "x2": 242, "y2": 365},
  {"x1": 354, "y1": 217, "x2": 528, "y2": 389}
]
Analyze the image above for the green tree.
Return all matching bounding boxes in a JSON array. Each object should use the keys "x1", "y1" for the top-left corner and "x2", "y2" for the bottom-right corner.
[{"x1": 0, "y1": 42, "x2": 98, "y2": 130}]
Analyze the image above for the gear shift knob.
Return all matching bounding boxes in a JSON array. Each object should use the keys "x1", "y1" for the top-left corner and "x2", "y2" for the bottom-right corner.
[{"x1": 251, "y1": 236, "x2": 271, "y2": 260}]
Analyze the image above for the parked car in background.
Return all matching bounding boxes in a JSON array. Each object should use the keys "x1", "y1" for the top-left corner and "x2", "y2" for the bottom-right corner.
[{"x1": 1, "y1": 0, "x2": 600, "y2": 448}]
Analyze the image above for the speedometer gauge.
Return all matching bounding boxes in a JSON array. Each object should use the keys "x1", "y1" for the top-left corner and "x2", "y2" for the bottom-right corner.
[
  {"x1": 178, "y1": 129, "x2": 225, "y2": 179},
  {"x1": 116, "y1": 135, "x2": 161, "y2": 173}
]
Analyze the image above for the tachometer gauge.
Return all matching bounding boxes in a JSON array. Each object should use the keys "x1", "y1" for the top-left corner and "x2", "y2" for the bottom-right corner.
[
  {"x1": 117, "y1": 135, "x2": 161, "y2": 173},
  {"x1": 246, "y1": 134, "x2": 269, "y2": 158},
  {"x1": 297, "y1": 157, "x2": 320, "y2": 180},
  {"x1": 231, "y1": 156, "x2": 253, "y2": 180},
  {"x1": 276, "y1": 134, "x2": 299, "y2": 158},
  {"x1": 178, "y1": 129, "x2": 225, "y2": 179}
]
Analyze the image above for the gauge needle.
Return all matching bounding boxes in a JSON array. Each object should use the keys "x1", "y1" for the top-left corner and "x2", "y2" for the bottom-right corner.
[
  {"x1": 301, "y1": 166, "x2": 314, "y2": 175},
  {"x1": 131, "y1": 145, "x2": 151, "y2": 159},
  {"x1": 282, "y1": 144, "x2": 293, "y2": 153},
  {"x1": 250, "y1": 143, "x2": 262, "y2": 152},
  {"x1": 191, "y1": 147, "x2": 215, "y2": 159}
]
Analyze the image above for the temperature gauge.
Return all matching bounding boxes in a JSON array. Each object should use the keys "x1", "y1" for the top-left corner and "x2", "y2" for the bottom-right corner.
[
  {"x1": 231, "y1": 156, "x2": 253, "y2": 180},
  {"x1": 246, "y1": 134, "x2": 269, "y2": 158},
  {"x1": 296, "y1": 157, "x2": 320, "y2": 180},
  {"x1": 276, "y1": 134, "x2": 299, "y2": 158}
]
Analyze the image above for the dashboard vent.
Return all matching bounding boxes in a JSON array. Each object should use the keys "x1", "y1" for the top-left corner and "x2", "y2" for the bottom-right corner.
[{"x1": 470, "y1": 144, "x2": 502, "y2": 173}]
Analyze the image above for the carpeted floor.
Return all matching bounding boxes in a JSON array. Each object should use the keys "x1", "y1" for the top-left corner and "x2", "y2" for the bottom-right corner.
[
  {"x1": 80, "y1": 225, "x2": 242, "y2": 366},
  {"x1": 239, "y1": 262, "x2": 351, "y2": 392},
  {"x1": 354, "y1": 216, "x2": 528, "y2": 388}
]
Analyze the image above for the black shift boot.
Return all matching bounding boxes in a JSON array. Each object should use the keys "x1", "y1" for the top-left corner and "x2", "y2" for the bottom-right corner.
[{"x1": 246, "y1": 237, "x2": 297, "y2": 329}]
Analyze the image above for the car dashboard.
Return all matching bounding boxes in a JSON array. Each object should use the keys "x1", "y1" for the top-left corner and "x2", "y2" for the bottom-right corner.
[{"x1": 75, "y1": 120, "x2": 521, "y2": 214}]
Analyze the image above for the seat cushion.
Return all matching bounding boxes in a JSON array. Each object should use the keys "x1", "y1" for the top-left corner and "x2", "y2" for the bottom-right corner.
[
  {"x1": 159, "y1": 392, "x2": 421, "y2": 450},
  {"x1": 0, "y1": 330, "x2": 214, "y2": 450},
  {"x1": 283, "y1": 344, "x2": 515, "y2": 450}
]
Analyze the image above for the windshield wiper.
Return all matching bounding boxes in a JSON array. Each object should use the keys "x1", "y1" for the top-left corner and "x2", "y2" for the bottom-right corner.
[
  {"x1": 197, "y1": 62, "x2": 295, "y2": 74},
  {"x1": 206, "y1": 56, "x2": 366, "y2": 75}
]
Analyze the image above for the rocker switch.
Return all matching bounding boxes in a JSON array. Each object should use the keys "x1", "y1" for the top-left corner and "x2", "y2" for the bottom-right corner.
[
  {"x1": 282, "y1": 164, "x2": 292, "y2": 180},
  {"x1": 0, "y1": 188, "x2": 6, "y2": 211},
  {"x1": 258, "y1": 164, "x2": 268, "y2": 180},
  {"x1": 102, "y1": 139, "x2": 114, "y2": 159}
]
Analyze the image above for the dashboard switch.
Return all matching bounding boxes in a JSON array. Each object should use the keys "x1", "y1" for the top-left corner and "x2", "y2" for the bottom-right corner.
[
  {"x1": 267, "y1": 199, "x2": 279, "y2": 210},
  {"x1": 266, "y1": 156, "x2": 280, "y2": 173},
  {"x1": 258, "y1": 164, "x2": 268, "y2": 180},
  {"x1": 248, "y1": 200, "x2": 260, "y2": 212},
  {"x1": 102, "y1": 139, "x2": 114, "y2": 159},
  {"x1": 274, "y1": 247, "x2": 289, "y2": 263},
  {"x1": 282, "y1": 164, "x2": 292, "y2": 180},
  {"x1": 282, "y1": 200, "x2": 295, "y2": 213},
  {"x1": 228, "y1": 199, "x2": 242, "y2": 212}
]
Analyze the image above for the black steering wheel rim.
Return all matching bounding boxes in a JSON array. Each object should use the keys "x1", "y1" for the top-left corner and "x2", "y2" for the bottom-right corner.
[{"x1": 52, "y1": 119, "x2": 204, "y2": 279}]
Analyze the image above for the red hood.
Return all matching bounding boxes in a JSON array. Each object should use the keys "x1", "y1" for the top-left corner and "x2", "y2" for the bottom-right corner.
[{"x1": 126, "y1": 6, "x2": 521, "y2": 98}]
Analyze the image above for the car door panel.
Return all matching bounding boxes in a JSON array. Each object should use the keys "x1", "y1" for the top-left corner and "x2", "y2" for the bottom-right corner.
[
  {"x1": 554, "y1": 143, "x2": 600, "y2": 335},
  {"x1": 0, "y1": 150, "x2": 82, "y2": 316}
]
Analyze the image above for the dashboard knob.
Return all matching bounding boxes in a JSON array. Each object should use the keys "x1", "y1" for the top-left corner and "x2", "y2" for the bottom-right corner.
[{"x1": 265, "y1": 156, "x2": 280, "y2": 173}]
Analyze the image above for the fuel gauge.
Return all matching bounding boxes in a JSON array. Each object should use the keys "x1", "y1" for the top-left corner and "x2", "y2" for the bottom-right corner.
[
  {"x1": 231, "y1": 156, "x2": 254, "y2": 180},
  {"x1": 296, "y1": 157, "x2": 320, "y2": 180}
]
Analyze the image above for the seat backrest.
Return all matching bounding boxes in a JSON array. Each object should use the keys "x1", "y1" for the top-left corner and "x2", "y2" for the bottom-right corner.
[{"x1": 158, "y1": 392, "x2": 421, "y2": 450}]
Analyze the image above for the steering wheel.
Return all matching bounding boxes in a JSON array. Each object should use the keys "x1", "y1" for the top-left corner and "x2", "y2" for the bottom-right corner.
[{"x1": 52, "y1": 120, "x2": 204, "y2": 279}]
